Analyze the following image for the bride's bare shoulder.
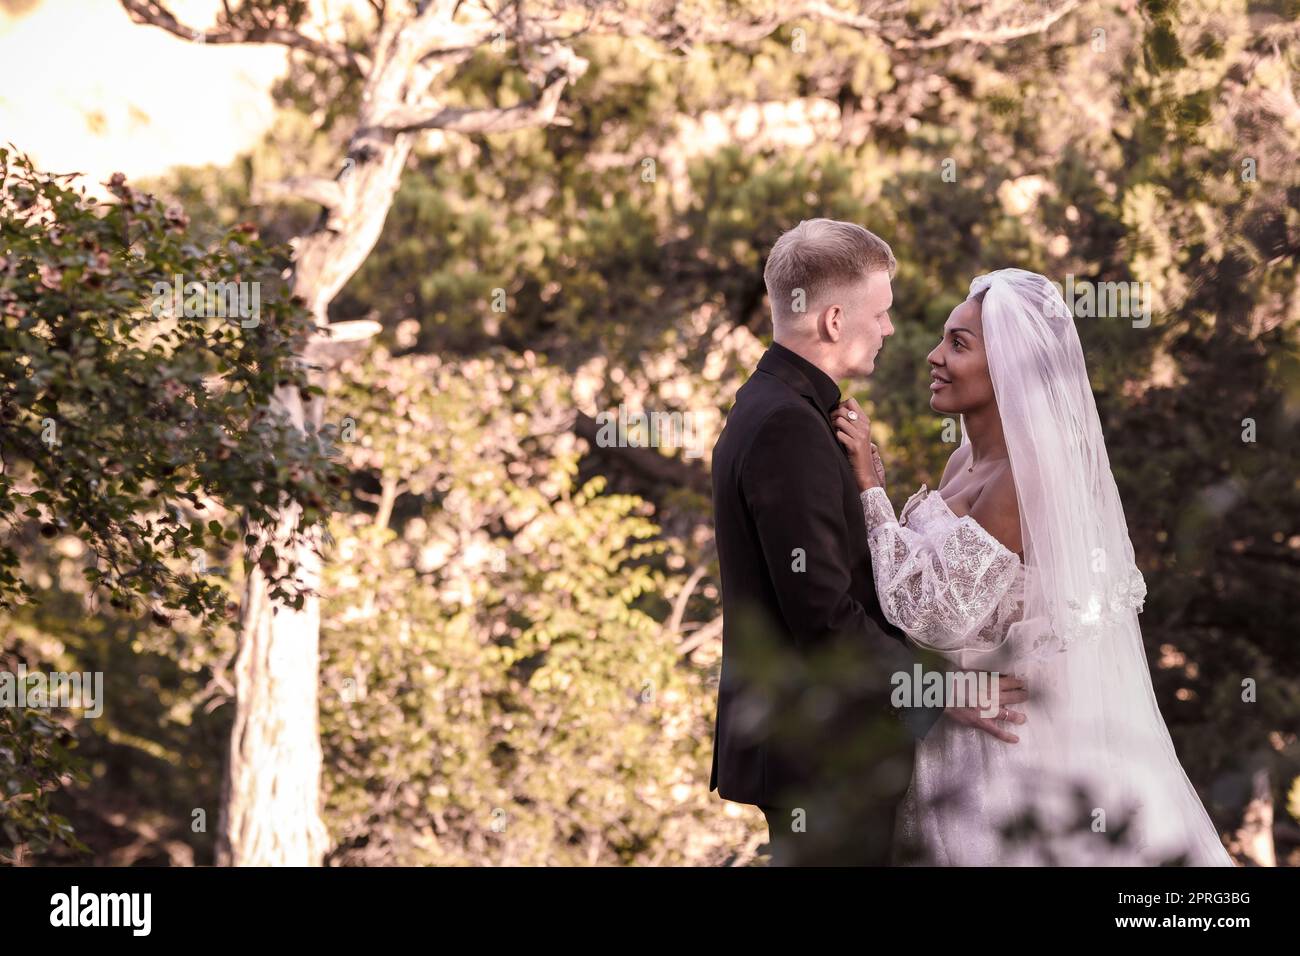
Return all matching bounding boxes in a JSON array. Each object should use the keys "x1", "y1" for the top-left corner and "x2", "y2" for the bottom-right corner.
[
  {"x1": 939, "y1": 443, "x2": 973, "y2": 485},
  {"x1": 969, "y1": 463, "x2": 1023, "y2": 558}
]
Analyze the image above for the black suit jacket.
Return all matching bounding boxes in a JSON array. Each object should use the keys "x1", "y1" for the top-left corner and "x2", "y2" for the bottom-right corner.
[{"x1": 708, "y1": 343, "x2": 942, "y2": 812}]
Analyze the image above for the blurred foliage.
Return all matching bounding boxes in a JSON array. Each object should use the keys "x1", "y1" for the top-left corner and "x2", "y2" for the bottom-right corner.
[
  {"x1": 0, "y1": 149, "x2": 341, "y2": 858},
  {"x1": 316, "y1": 348, "x2": 740, "y2": 864},
  {"x1": 4, "y1": 0, "x2": 1298, "y2": 864}
]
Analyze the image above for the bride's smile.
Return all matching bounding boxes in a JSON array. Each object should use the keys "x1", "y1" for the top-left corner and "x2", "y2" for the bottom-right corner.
[{"x1": 925, "y1": 297, "x2": 996, "y2": 415}]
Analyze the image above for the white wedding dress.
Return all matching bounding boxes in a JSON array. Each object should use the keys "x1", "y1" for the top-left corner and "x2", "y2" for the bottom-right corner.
[
  {"x1": 859, "y1": 268, "x2": 1234, "y2": 867},
  {"x1": 862, "y1": 483, "x2": 1231, "y2": 866}
]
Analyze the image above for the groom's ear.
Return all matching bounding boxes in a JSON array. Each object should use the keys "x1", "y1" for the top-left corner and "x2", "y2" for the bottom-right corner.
[{"x1": 822, "y1": 303, "x2": 844, "y2": 342}]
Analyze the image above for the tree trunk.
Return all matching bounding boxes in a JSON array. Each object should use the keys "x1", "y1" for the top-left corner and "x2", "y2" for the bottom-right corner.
[
  {"x1": 217, "y1": 27, "x2": 418, "y2": 863},
  {"x1": 216, "y1": 384, "x2": 329, "y2": 866}
]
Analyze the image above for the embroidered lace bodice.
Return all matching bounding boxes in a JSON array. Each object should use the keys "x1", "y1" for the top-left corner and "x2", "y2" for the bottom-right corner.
[{"x1": 860, "y1": 484, "x2": 1024, "y2": 655}]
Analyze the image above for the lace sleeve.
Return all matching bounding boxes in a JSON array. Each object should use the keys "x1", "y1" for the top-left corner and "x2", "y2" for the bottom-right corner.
[{"x1": 861, "y1": 487, "x2": 1021, "y2": 653}]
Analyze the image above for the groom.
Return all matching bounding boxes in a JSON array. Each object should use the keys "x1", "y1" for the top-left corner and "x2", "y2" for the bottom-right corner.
[{"x1": 709, "y1": 219, "x2": 944, "y2": 865}]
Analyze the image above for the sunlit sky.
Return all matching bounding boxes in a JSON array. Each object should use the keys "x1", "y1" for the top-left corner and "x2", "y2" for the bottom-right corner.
[{"x1": 0, "y1": 0, "x2": 289, "y2": 194}]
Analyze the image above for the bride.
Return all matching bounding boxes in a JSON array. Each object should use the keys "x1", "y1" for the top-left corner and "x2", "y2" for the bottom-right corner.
[{"x1": 831, "y1": 269, "x2": 1233, "y2": 866}]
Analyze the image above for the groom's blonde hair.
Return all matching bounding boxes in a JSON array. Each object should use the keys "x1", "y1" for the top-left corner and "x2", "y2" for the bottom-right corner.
[{"x1": 764, "y1": 218, "x2": 896, "y2": 324}]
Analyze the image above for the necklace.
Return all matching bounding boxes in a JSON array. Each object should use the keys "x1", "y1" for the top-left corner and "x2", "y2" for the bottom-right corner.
[{"x1": 968, "y1": 454, "x2": 1009, "y2": 473}]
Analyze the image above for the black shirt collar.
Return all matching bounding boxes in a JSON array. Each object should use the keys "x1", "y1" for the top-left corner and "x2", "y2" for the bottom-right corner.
[{"x1": 758, "y1": 341, "x2": 843, "y2": 415}]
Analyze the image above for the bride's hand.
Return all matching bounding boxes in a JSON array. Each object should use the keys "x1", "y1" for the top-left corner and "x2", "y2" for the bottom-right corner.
[
  {"x1": 832, "y1": 398, "x2": 884, "y2": 491},
  {"x1": 944, "y1": 674, "x2": 1028, "y2": 744}
]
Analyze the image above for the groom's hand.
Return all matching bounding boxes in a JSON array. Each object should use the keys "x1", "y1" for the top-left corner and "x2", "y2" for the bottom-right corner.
[
  {"x1": 832, "y1": 398, "x2": 884, "y2": 491},
  {"x1": 944, "y1": 674, "x2": 1028, "y2": 744}
]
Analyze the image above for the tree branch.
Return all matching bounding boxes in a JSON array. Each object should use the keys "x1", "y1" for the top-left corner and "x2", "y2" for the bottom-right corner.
[
  {"x1": 380, "y1": 47, "x2": 587, "y2": 132},
  {"x1": 253, "y1": 176, "x2": 345, "y2": 211},
  {"x1": 679, "y1": 615, "x2": 724, "y2": 656},
  {"x1": 590, "y1": 0, "x2": 1082, "y2": 51},
  {"x1": 572, "y1": 411, "x2": 710, "y2": 495},
  {"x1": 665, "y1": 563, "x2": 710, "y2": 637},
  {"x1": 890, "y1": 0, "x2": 1085, "y2": 50},
  {"x1": 406, "y1": 5, "x2": 500, "y2": 61},
  {"x1": 119, "y1": 0, "x2": 366, "y2": 76},
  {"x1": 381, "y1": 78, "x2": 569, "y2": 133}
]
